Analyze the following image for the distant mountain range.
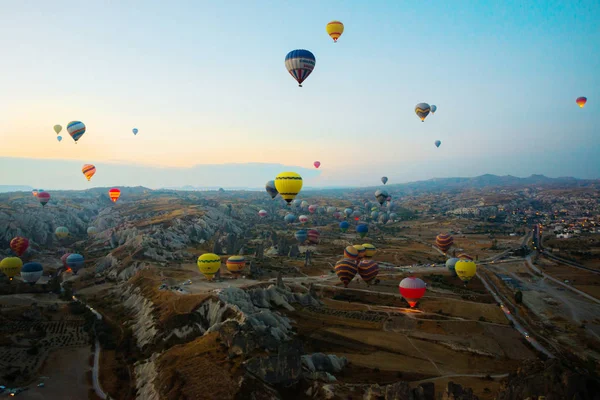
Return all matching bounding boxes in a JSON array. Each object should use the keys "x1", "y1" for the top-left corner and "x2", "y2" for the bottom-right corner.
[{"x1": 0, "y1": 185, "x2": 34, "y2": 193}]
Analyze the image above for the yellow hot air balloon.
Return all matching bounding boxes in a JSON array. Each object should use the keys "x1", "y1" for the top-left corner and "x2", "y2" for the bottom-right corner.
[
  {"x1": 82, "y1": 164, "x2": 96, "y2": 181},
  {"x1": 0, "y1": 257, "x2": 24, "y2": 279},
  {"x1": 326, "y1": 20, "x2": 344, "y2": 42},
  {"x1": 197, "y1": 253, "x2": 221, "y2": 280},
  {"x1": 362, "y1": 243, "x2": 377, "y2": 258},
  {"x1": 454, "y1": 259, "x2": 477, "y2": 283},
  {"x1": 53, "y1": 125, "x2": 62, "y2": 134},
  {"x1": 226, "y1": 255, "x2": 246, "y2": 275},
  {"x1": 274, "y1": 172, "x2": 303, "y2": 205}
]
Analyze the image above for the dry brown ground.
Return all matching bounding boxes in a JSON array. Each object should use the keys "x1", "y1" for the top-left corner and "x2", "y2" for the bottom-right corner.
[{"x1": 411, "y1": 376, "x2": 502, "y2": 400}]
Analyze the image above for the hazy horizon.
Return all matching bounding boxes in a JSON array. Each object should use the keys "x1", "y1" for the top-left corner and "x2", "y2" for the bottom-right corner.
[{"x1": 0, "y1": 1, "x2": 598, "y2": 188}]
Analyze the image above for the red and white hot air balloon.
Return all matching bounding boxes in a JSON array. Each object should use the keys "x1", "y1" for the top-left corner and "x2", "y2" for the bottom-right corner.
[
  {"x1": 258, "y1": 210, "x2": 268, "y2": 217},
  {"x1": 299, "y1": 215, "x2": 309, "y2": 223},
  {"x1": 399, "y1": 277, "x2": 427, "y2": 308},
  {"x1": 308, "y1": 205, "x2": 318, "y2": 214}
]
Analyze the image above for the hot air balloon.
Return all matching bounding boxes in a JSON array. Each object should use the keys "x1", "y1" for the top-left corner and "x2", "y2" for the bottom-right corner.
[
  {"x1": 389, "y1": 212, "x2": 398, "y2": 221},
  {"x1": 32, "y1": 189, "x2": 38, "y2": 197},
  {"x1": 344, "y1": 208, "x2": 353, "y2": 217},
  {"x1": 308, "y1": 205, "x2": 318, "y2": 214},
  {"x1": 53, "y1": 125, "x2": 62, "y2": 134},
  {"x1": 265, "y1": 180, "x2": 279, "y2": 199},
  {"x1": 301, "y1": 200, "x2": 309, "y2": 209},
  {"x1": 55, "y1": 226, "x2": 69, "y2": 239},
  {"x1": 343, "y1": 245, "x2": 359, "y2": 260},
  {"x1": 285, "y1": 49, "x2": 316, "y2": 87},
  {"x1": 352, "y1": 210, "x2": 362, "y2": 220},
  {"x1": 66, "y1": 253, "x2": 85, "y2": 275},
  {"x1": 87, "y1": 226, "x2": 98, "y2": 237},
  {"x1": 295, "y1": 230, "x2": 308, "y2": 243},
  {"x1": 307, "y1": 229, "x2": 320, "y2": 244},
  {"x1": 415, "y1": 103, "x2": 431, "y2": 122},
  {"x1": 197, "y1": 253, "x2": 221, "y2": 280},
  {"x1": 82, "y1": 164, "x2": 96, "y2": 181},
  {"x1": 457, "y1": 253, "x2": 474, "y2": 261},
  {"x1": 339, "y1": 221, "x2": 349, "y2": 232},
  {"x1": 454, "y1": 259, "x2": 476, "y2": 283},
  {"x1": 335, "y1": 258, "x2": 357, "y2": 287},
  {"x1": 576, "y1": 97, "x2": 587, "y2": 108},
  {"x1": 38, "y1": 191, "x2": 50, "y2": 207},
  {"x1": 57, "y1": 136, "x2": 62, "y2": 142},
  {"x1": 356, "y1": 224, "x2": 369, "y2": 238},
  {"x1": 10, "y1": 237, "x2": 29, "y2": 257},
  {"x1": 379, "y1": 213, "x2": 389, "y2": 224},
  {"x1": 333, "y1": 211, "x2": 342, "y2": 219},
  {"x1": 362, "y1": 243, "x2": 376, "y2": 258},
  {"x1": 371, "y1": 211, "x2": 380, "y2": 220},
  {"x1": 109, "y1": 188, "x2": 121, "y2": 203},
  {"x1": 353, "y1": 244, "x2": 366, "y2": 260},
  {"x1": 226, "y1": 256, "x2": 245, "y2": 275},
  {"x1": 435, "y1": 233, "x2": 454, "y2": 253},
  {"x1": 399, "y1": 277, "x2": 427, "y2": 308},
  {"x1": 381, "y1": 176, "x2": 388, "y2": 185},
  {"x1": 275, "y1": 172, "x2": 303, "y2": 204},
  {"x1": 0, "y1": 257, "x2": 23, "y2": 279},
  {"x1": 375, "y1": 190, "x2": 389, "y2": 205},
  {"x1": 61, "y1": 253, "x2": 72, "y2": 270},
  {"x1": 446, "y1": 258, "x2": 459, "y2": 276},
  {"x1": 435, "y1": 140, "x2": 441, "y2": 148},
  {"x1": 67, "y1": 121, "x2": 86, "y2": 143},
  {"x1": 358, "y1": 259, "x2": 379, "y2": 284},
  {"x1": 326, "y1": 20, "x2": 344, "y2": 42},
  {"x1": 284, "y1": 213, "x2": 296, "y2": 224},
  {"x1": 299, "y1": 215, "x2": 309, "y2": 223},
  {"x1": 431, "y1": 105, "x2": 437, "y2": 114},
  {"x1": 327, "y1": 206, "x2": 337, "y2": 214},
  {"x1": 133, "y1": 128, "x2": 139, "y2": 135},
  {"x1": 258, "y1": 210, "x2": 268, "y2": 217},
  {"x1": 21, "y1": 262, "x2": 44, "y2": 285},
  {"x1": 314, "y1": 161, "x2": 321, "y2": 168}
]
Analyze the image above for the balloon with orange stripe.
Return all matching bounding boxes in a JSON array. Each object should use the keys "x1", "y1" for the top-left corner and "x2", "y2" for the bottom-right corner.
[
  {"x1": 326, "y1": 20, "x2": 344, "y2": 42},
  {"x1": 576, "y1": 96, "x2": 587, "y2": 108},
  {"x1": 82, "y1": 164, "x2": 96, "y2": 181},
  {"x1": 108, "y1": 188, "x2": 121, "y2": 203}
]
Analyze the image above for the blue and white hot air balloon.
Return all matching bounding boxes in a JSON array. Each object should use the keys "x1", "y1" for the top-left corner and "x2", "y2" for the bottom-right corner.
[
  {"x1": 285, "y1": 49, "x2": 316, "y2": 87},
  {"x1": 66, "y1": 253, "x2": 85, "y2": 275},
  {"x1": 67, "y1": 121, "x2": 86, "y2": 143},
  {"x1": 21, "y1": 262, "x2": 44, "y2": 284}
]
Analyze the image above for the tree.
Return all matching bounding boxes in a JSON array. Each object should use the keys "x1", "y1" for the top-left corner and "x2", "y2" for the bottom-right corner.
[{"x1": 515, "y1": 290, "x2": 523, "y2": 304}]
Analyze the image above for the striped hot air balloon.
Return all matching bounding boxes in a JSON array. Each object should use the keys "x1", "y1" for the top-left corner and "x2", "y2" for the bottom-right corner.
[
  {"x1": 307, "y1": 229, "x2": 320, "y2": 244},
  {"x1": 335, "y1": 258, "x2": 357, "y2": 287},
  {"x1": 258, "y1": 210, "x2": 268, "y2": 217},
  {"x1": 343, "y1": 245, "x2": 359, "y2": 260},
  {"x1": 457, "y1": 253, "x2": 474, "y2": 261},
  {"x1": 295, "y1": 230, "x2": 308, "y2": 243},
  {"x1": 108, "y1": 188, "x2": 121, "y2": 203},
  {"x1": 67, "y1": 121, "x2": 86, "y2": 143},
  {"x1": 399, "y1": 277, "x2": 427, "y2": 308},
  {"x1": 326, "y1": 20, "x2": 344, "y2": 42},
  {"x1": 10, "y1": 237, "x2": 29, "y2": 257},
  {"x1": 576, "y1": 97, "x2": 587, "y2": 108},
  {"x1": 275, "y1": 172, "x2": 303, "y2": 204},
  {"x1": 38, "y1": 191, "x2": 51, "y2": 207},
  {"x1": 226, "y1": 256, "x2": 246, "y2": 275},
  {"x1": 21, "y1": 262, "x2": 44, "y2": 285},
  {"x1": 362, "y1": 243, "x2": 376, "y2": 258},
  {"x1": 0, "y1": 257, "x2": 23, "y2": 279},
  {"x1": 66, "y1": 253, "x2": 85, "y2": 275},
  {"x1": 285, "y1": 50, "x2": 316, "y2": 87},
  {"x1": 353, "y1": 244, "x2": 366, "y2": 260},
  {"x1": 415, "y1": 103, "x2": 431, "y2": 122},
  {"x1": 308, "y1": 205, "x2": 318, "y2": 214},
  {"x1": 435, "y1": 233, "x2": 454, "y2": 253},
  {"x1": 197, "y1": 253, "x2": 221, "y2": 280},
  {"x1": 299, "y1": 215, "x2": 309, "y2": 223},
  {"x1": 55, "y1": 226, "x2": 69, "y2": 239},
  {"x1": 87, "y1": 226, "x2": 98, "y2": 237},
  {"x1": 358, "y1": 259, "x2": 379, "y2": 284},
  {"x1": 82, "y1": 164, "x2": 96, "y2": 181}
]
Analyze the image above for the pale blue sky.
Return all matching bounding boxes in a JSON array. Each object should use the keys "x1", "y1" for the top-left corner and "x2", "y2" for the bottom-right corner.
[{"x1": 0, "y1": 0, "x2": 598, "y2": 189}]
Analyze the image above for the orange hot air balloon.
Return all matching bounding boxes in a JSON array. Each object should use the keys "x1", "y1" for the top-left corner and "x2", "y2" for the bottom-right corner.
[
  {"x1": 576, "y1": 97, "x2": 587, "y2": 108},
  {"x1": 82, "y1": 164, "x2": 96, "y2": 181},
  {"x1": 108, "y1": 188, "x2": 121, "y2": 203}
]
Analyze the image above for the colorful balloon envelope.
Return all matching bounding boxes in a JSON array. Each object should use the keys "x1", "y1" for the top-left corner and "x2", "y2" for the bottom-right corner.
[
  {"x1": 285, "y1": 49, "x2": 316, "y2": 87},
  {"x1": 38, "y1": 191, "x2": 51, "y2": 207},
  {"x1": 339, "y1": 221, "x2": 349, "y2": 232},
  {"x1": 356, "y1": 224, "x2": 369, "y2": 238},
  {"x1": 0, "y1": 257, "x2": 23, "y2": 278},
  {"x1": 446, "y1": 258, "x2": 459, "y2": 276},
  {"x1": 335, "y1": 258, "x2": 357, "y2": 287},
  {"x1": 67, "y1": 121, "x2": 86, "y2": 143},
  {"x1": 21, "y1": 262, "x2": 44, "y2": 284},
  {"x1": 82, "y1": 164, "x2": 96, "y2": 181},
  {"x1": 226, "y1": 256, "x2": 246, "y2": 274},
  {"x1": 61, "y1": 253, "x2": 72, "y2": 269},
  {"x1": 265, "y1": 180, "x2": 279, "y2": 199},
  {"x1": 258, "y1": 210, "x2": 268, "y2": 217},
  {"x1": 431, "y1": 105, "x2": 437, "y2": 114},
  {"x1": 435, "y1": 140, "x2": 441, "y2": 148},
  {"x1": 362, "y1": 243, "x2": 376, "y2": 258},
  {"x1": 133, "y1": 128, "x2": 139, "y2": 135},
  {"x1": 343, "y1": 245, "x2": 359, "y2": 260},
  {"x1": 53, "y1": 124, "x2": 62, "y2": 134},
  {"x1": 326, "y1": 20, "x2": 344, "y2": 42},
  {"x1": 295, "y1": 229, "x2": 308, "y2": 243},
  {"x1": 457, "y1": 253, "x2": 474, "y2": 261},
  {"x1": 308, "y1": 205, "x2": 317, "y2": 214},
  {"x1": 197, "y1": 253, "x2": 221, "y2": 280},
  {"x1": 353, "y1": 244, "x2": 366, "y2": 259},
  {"x1": 381, "y1": 176, "x2": 388, "y2": 185},
  {"x1": 109, "y1": 188, "x2": 121, "y2": 203},
  {"x1": 307, "y1": 229, "x2": 320, "y2": 244},
  {"x1": 299, "y1": 215, "x2": 309, "y2": 223},
  {"x1": 66, "y1": 253, "x2": 85, "y2": 275},
  {"x1": 454, "y1": 259, "x2": 476, "y2": 283},
  {"x1": 55, "y1": 226, "x2": 69, "y2": 239},
  {"x1": 87, "y1": 226, "x2": 98, "y2": 236},
  {"x1": 32, "y1": 189, "x2": 38, "y2": 197},
  {"x1": 576, "y1": 97, "x2": 587, "y2": 108},
  {"x1": 399, "y1": 277, "x2": 426, "y2": 307},
  {"x1": 435, "y1": 233, "x2": 454, "y2": 253},
  {"x1": 415, "y1": 103, "x2": 431, "y2": 122},
  {"x1": 375, "y1": 190, "x2": 388, "y2": 205},
  {"x1": 274, "y1": 172, "x2": 303, "y2": 204},
  {"x1": 344, "y1": 208, "x2": 353, "y2": 217},
  {"x1": 314, "y1": 161, "x2": 321, "y2": 168},
  {"x1": 10, "y1": 237, "x2": 29, "y2": 257},
  {"x1": 358, "y1": 259, "x2": 379, "y2": 284},
  {"x1": 333, "y1": 211, "x2": 342, "y2": 219},
  {"x1": 284, "y1": 213, "x2": 296, "y2": 224}
]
